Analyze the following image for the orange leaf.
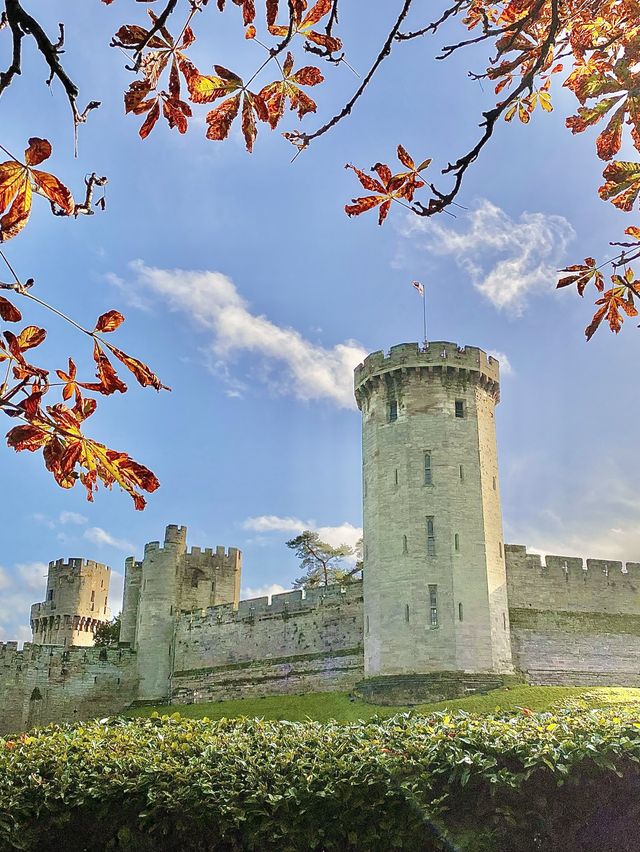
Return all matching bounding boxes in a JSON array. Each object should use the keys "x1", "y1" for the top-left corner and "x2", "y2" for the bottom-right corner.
[
  {"x1": 108, "y1": 345, "x2": 169, "y2": 391},
  {"x1": 6, "y1": 423, "x2": 51, "y2": 452},
  {"x1": 139, "y1": 100, "x2": 161, "y2": 139},
  {"x1": 206, "y1": 93, "x2": 242, "y2": 141},
  {"x1": 0, "y1": 181, "x2": 31, "y2": 241},
  {"x1": 0, "y1": 296, "x2": 21, "y2": 322},
  {"x1": 31, "y1": 169, "x2": 74, "y2": 215},
  {"x1": 95, "y1": 310, "x2": 125, "y2": 333},
  {"x1": 16, "y1": 325, "x2": 46, "y2": 351},
  {"x1": 24, "y1": 138, "x2": 52, "y2": 167}
]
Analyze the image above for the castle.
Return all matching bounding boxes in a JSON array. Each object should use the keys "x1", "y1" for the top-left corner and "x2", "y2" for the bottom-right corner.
[{"x1": 2, "y1": 341, "x2": 640, "y2": 733}]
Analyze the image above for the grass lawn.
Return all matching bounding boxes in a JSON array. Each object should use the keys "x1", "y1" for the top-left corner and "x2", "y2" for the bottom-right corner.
[{"x1": 125, "y1": 685, "x2": 640, "y2": 723}]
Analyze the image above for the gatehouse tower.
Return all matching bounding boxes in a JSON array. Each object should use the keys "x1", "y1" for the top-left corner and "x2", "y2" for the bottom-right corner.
[{"x1": 354, "y1": 342, "x2": 513, "y2": 701}]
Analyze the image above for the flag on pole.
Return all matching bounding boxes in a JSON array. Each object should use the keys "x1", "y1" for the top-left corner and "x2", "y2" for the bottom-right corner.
[{"x1": 412, "y1": 280, "x2": 424, "y2": 296}]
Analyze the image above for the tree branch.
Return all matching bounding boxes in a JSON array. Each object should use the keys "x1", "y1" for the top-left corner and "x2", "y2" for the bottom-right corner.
[{"x1": 285, "y1": 0, "x2": 415, "y2": 150}]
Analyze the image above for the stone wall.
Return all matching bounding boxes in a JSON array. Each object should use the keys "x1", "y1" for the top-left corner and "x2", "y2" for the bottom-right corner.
[
  {"x1": 171, "y1": 582, "x2": 364, "y2": 703},
  {"x1": 0, "y1": 641, "x2": 137, "y2": 735},
  {"x1": 505, "y1": 545, "x2": 640, "y2": 685}
]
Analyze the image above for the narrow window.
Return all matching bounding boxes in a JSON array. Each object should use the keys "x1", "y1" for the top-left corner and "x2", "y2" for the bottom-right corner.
[
  {"x1": 454, "y1": 533, "x2": 460, "y2": 552},
  {"x1": 492, "y1": 475, "x2": 497, "y2": 491},
  {"x1": 455, "y1": 399, "x2": 465, "y2": 418},
  {"x1": 499, "y1": 541, "x2": 503, "y2": 557},
  {"x1": 429, "y1": 584, "x2": 438, "y2": 627},
  {"x1": 47, "y1": 589, "x2": 54, "y2": 602},
  {"x1": 91, "y1": 590, "x2": 95, "y2": 602},
  {"x1": 502, "y1": 612, "x2": 507, "y2": 630},
  {"x1": 366, "y1": 615, "x2": 370, "y2": 635},
  {"x1": 405, "y1": 604, "x2": 410, "y2": 623},
  {"x1": 459, "y1": 464, "x2": 464, "y2": 482},
  {"x1": 394, "y1": 468, "x2": 399, "y2": 486},
  {"x1": 389, "y1": 400, "x2": 398, "y2": 422},
  {"x1": 402, "y1": 535, "x2": 408, "y2": 554},
  {"x1": 426, "y1": 517, "x2": 436, "y2": 556},
  {"x1": 424, "y1": 452, "x2": 432, "y2": 486},
  {"x1": 458, "y1": 602, "x2": 464, "y2": 622}
]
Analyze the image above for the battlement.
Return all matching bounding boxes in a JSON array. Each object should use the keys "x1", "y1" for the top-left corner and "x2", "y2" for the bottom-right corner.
[
  {"x1": 186, "y1": 545, "x2": 241, "y2": 562},
  {"x1": 178, "y1": 581, "x2": 363, "y2": 629},
  {"x1": 505, "y1": 545, "x2": 640, "y2": 615},
  {"x1": 354, "y1": 341, "x2": 500, "y2": 392},
  {"x1": 0, "y1": 641, "x2": 134, "y2": 670},
  {"x1": 47, "y1": 558, "x2": 110, "y2": 576}
]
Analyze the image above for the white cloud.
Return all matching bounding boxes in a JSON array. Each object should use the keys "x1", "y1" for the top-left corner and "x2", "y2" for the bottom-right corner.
[
  {"x1": 84, "y1": 527, "x2": 135, "y2": 552},
  {"x1": 241, "y1": 583, "x2": 289, "y2": 601},
  {"x1": 506, "y1": 476, "x2": 640, "y2": 563},
  {"x1": 400, "y1": 199, "x2": 575, "y2": 315},
  {"x1": 243, "y1": 515, "x2": 362, "y2": 550},
  {"x1": 112, "y1": 261, "x2": 367, "y2": 409},
  {"x1": 242, "y1": 515, "x2": 307, "y2": 534},
  {"x1": 16, "y1": 562, "x2": 48, "y2": 591},
  {"x1": 486, "y1": 350, "x2": 514, "y2": 377},
  {"x1": 59, "y1": 511, "x2": 88, "y2": 525}
]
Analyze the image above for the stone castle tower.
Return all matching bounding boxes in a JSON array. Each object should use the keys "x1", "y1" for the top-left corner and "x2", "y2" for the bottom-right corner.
[
  {"x1": 354, "y1": 342, "x2": 513, "y2": 700},
  {"x1": 30, "y1": 558, "x2": 112, "y2": 647},
  {"x1": 120, "y1": 524, "x2": 242, "y2": 702}
]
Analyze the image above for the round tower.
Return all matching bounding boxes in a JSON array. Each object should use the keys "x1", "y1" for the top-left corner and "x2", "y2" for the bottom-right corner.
[
  {"x1": 30, "y1": 558, "x2": 112, "y2": 647},
  {"x1": 135, "y1": 524, "x2": 187, "y2": 701},
  {"x1": 354, "y1": 342, "x2": 513, "y2": 702}
]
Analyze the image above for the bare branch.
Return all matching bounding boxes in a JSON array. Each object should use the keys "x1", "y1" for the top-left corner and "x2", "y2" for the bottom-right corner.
[
  {"x1": 1, "y1": 0, "x2": 100, "y2": 142},
  {"x1": 286, "y1": 0, "x2": 415, "y2": 150}
]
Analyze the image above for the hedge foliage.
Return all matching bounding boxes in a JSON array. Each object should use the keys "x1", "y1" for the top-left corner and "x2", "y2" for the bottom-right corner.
[{"x1": 2, "y1": 706, "x2": 640, "y2": 851}]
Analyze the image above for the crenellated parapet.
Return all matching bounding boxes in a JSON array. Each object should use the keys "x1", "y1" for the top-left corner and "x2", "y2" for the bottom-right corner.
[
  {"x1": 505, "y1": 545, "x2": 640, "y2": 615},
  {"x1": 354, "y1": 342, "x2": 500, "y2": 410},
  {"x1": 178, "y1": 581, "x2": 363, "y2": 631}
]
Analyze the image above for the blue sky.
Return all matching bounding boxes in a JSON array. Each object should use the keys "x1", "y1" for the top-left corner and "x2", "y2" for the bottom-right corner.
[{"x1": 1, "y1": 1, "x2": 639, "y2": 642}]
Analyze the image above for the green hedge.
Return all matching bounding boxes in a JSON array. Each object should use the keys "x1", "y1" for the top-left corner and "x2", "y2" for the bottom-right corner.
[{"x1": 2, "y1": 707, "x2": 640, "y2": 851}]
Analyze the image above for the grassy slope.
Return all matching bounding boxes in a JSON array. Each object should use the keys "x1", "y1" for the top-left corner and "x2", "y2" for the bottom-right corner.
[{"x1": 125, "y1": 686, "x2": 640, "y2": 723}]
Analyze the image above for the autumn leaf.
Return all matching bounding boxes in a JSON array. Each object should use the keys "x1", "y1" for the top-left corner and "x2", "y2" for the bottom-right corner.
[
  {"x1": 206, "y1": 93, "x2": 242, "y2": 142},
  {"x1": 0, "y1": 296, "x2": 21, "y2": 322},
  {"x1": 599, "y1": 161, "x2": 640, "y2": 211},
  {"x1": 259, "y1": 52, "x2": 323, "y2": 128},
  {"x1": 85, "y1": 341, "x2": 127, "y2": 395},
  {"x1": 344, "y1": 147, "x2": 428, "y2": 225},
  {"x1": 16, "y1": 325, "x2": 46, "y2": 351},
  {"x1": 95, "y1": 310, "x2": 125, "y2": 333},
  {"x1": 585, "y1": 279, "x2": 638, "y2": 340},
  {"x1": 56, "y1": 358, "x2": 80, "y2": 402},
  {"x1": 269, "y1": 0, "x2": 342, "y2": 53},
  {"x1": 181, "y1": 61, "x2": 243, "y2": 104},
  {"x1": 557, "y1": 257, "x2": 605, "y2": 296},
  {"x1": 0, "y1": 138, "x2": 73, "y2": 241},
  {"x1": 118, "y1": 14, "x2": 197, "y2": 136},
  {"x1": 107, "y1": 345, "x2": 170, "y2": 391},
  {"x1": 205, "y1": 89, "x2": 268, "y2": 151}
]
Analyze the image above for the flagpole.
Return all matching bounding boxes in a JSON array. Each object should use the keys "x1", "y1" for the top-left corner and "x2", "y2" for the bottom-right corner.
[{"x1": 423, "y1": 291, "x2": 427, "y2": 347}]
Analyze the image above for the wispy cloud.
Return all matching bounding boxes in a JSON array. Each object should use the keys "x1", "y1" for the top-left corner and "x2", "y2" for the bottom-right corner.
[
  {"x1": 84, "y1": 527, "x2": 134, "y2": 553},
  {"x1": 0, "y1": 562, "x2": 52, "y2": 643},
  {"x1": 110, "y1": 261, "x2": 367, "y2": 409},
  {"x1": 486, "y1": 350, "x2": 514, "y2": 377},
  {"x1": 399, "y1": 199, "x2": 575, "y2": 315},
  {"x1": 59, "y1": 511, "x2": 88, "y2": 525},
  {"x1": 506, "y1": 474, "x2": 640, "y2": 563},
  {"x1": 243, "y1": 515, "x2": 362, "y2": 550}
]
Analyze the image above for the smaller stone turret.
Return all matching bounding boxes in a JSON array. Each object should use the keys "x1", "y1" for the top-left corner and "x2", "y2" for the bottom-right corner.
[
  {"x1": 129, "y1": 524, "x2": 242, "y2": 702},
  {"x1": 30, "y1": 558, "x2": 112, "y2": 647}
]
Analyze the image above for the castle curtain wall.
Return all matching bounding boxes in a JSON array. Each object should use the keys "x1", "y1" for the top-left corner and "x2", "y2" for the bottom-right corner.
[
  {"x1": 171, "y1": 584, "x2": 364, "y2": 703},
  {"x1": 506, "y1": 545, "x2": 640, "y2": 685}
]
